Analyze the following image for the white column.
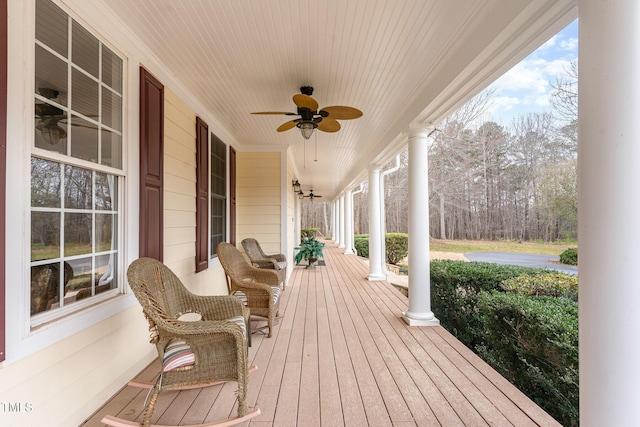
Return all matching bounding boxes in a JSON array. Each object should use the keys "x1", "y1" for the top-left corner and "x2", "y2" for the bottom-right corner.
[
  {"x1": 402, "y1": 126, "x2": 438, "y2": 326},
  {"x1": 338, "y1": 193, "x2": 346, "y2": 249},
  {"x1": 331, "y1": 201, "x2": 337, "y2": 243},
  {"x1": 333, "y1": 200, "x2": 339, "y2": 245},
  {"x1": 344, "y1": 189, "x2": 354, "y2": 254},
  {"x1": 580, "y1": 1, "x2": 640, "y2": 424},
  {"x1": 367, "y1": 165, "x2": 386, "y2": 280}
]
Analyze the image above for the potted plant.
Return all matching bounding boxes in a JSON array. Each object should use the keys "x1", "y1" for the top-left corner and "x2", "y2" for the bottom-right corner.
[{"x1": 294, "y1": 236, "x2": 325, "y2": 269}]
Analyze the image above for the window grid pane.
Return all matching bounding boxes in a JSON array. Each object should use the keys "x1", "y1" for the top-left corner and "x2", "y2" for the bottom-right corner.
[{"x1": 210, "y1": 134, "x2": 226, "y2": 258}]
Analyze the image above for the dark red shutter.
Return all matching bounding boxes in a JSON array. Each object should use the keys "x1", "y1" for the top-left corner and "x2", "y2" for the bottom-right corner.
[
  {"x1": 229, "y1": 147, "x2": 236, "y2": 246},
  {"x1": 139, "y1": 68, "x2": 164, "y2": 261},
  {"x1": 195, "y1": 117, "x2": 209, "y2": 272},
  {"x1": 0, "y1": 0, "x2": 7, "y2": 362}
]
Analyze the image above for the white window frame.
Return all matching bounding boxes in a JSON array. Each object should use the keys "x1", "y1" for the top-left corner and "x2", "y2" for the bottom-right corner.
[{"x1": 2, "y1": 0, "x2": 138, "y2": 364}]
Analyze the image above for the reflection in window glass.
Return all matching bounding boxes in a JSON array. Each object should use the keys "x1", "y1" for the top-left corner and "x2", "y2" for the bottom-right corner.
[
  {"x1": 71, "y1": 69, "x2": 99, "y2": 119},
  {"x1": 95, "y1": 213, "x2": 116, "y2": 252},
  {"x1": 31, "y1": 212, "x2": 60, "y2": 261},
  {"x1": 102, "y1": 46, "x2": 123, "y2": 93},
  {"x1": 95, "y1": 172, "x2": 116, "y2": 210},
  {"x1": 34, "y1": 0, "x2": 123, "y2": 170},
  {"x1": 35, "y1": 0, "x2": 68, "y2": 57},
  {"x1": 64, "y1": 165, "x2": 93, "y2": 209},
  {"x1": 64, "y1": 213, "x2": 92, "y2": 257},
  {"x1": 210, "y1": 134, "x2": 226, "y2": 258},
  {"x1": 31, "y1": 159, "x2": 119, "y2": 316},
  {"x1": 102, "y1": 89, "x2": 122, "y2": 131},
  {"x1": 69, "y1": 115, "x2": 99, "y2": 162},
  {"x1": 32, "y1": 0, "x2": 123, "y2": 320},
  {"x1": 35, "y1": 46, "x2": 68, "y2": 107},
  {"x1": 31, "y1": 158, "x2": 61, "y2": 208},
  {"x1": 72, "y1": 20, "x2": 99, "y2": 77},
  {"x1": 100, "y1": 130, "x2": 122, "y2": 169}
]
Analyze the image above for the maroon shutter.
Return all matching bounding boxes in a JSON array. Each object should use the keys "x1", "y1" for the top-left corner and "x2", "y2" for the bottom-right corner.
[
  {"x1": 139, "y1": 68, "x2": 164, "y2": 261},
  {"x1": 0, "y1": 0, "x2": 7, "y2": 362},
  {"x1": 229, "y1": 146, "x2": 237, "y2": 246},
  {"x1": 195, "y1": 117, "x2": 209, "y2": 272}
]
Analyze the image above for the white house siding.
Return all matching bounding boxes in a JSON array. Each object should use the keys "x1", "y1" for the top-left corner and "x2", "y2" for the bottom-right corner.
[{"x1": 236, "y1": 152, "x2": 282, "y2": 254}]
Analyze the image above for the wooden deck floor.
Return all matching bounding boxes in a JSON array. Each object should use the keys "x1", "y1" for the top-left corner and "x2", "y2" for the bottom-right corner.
[{"x1": 82, "y1": 242, "x2": 560, "y2": 427}]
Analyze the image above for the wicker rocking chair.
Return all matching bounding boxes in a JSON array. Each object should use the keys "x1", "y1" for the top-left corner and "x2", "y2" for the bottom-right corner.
[
  {"x1": 241, "y1": 238, "x2": 287, "y2": 290},
  {"x1": 217, "y1": 242, "x2": 282, "y2": 338},
  {"x1": 102, "y1": 257, "x2": 260, "y2": 427}
]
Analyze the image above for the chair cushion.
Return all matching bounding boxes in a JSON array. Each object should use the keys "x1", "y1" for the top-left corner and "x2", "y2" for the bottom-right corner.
[
  {"x1": 270, "y1": 286, "x2": 281, "y2": 305},
  {"x1": 162, "y1": 315, "x2": 248, "y2": 372},
  {"x1": 232, "y1": 290, "x2": 248, "y2": 305},
  {"x1": 277, "y1": 261, "x2": 287, "y2": 270},
  {"x1": 163, "y1": 340, "x2": 195, "y2": 372}
]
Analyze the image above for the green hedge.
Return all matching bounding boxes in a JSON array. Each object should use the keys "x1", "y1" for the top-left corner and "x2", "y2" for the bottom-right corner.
[
  {"x1": 500, "y1": 273, "x2": 578, "y2": 301},
  {"x1": 430, "y1": 260, "x2": 549, "y2": 348},
  {"x1": 429, "y1": 260, "x2": 579, "y2": 426},
  {"x1": 478, "y1": 292, "x2": 578, "y2": 426},
  {"x1": 560, "y1": 247, "x2": 578, "y2": 265},
  {"x1": 352, "y1": 233, "x2": 408, "y2": 265},
  {"x1": 354, "y1": 235, "x2": 369, "y2": 258}
]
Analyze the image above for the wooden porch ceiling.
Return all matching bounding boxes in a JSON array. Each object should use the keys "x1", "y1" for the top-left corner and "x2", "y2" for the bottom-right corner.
[{"x1": 82, "y1": 243, "x2": 560, "y2": 426}]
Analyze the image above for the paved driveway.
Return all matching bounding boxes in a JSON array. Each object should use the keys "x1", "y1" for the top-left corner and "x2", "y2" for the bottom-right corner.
[{"x1": 464, "y1": 252, "x2": 578, "y2": 276}]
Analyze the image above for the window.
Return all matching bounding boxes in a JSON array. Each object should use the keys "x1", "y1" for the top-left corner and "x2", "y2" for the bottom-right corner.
[
  {"x1": 210, "y1": 133, "x2": 226, "y2": 257},
  {"x1": 31, "y1": 0, "x2": 123, "y2": 323}
]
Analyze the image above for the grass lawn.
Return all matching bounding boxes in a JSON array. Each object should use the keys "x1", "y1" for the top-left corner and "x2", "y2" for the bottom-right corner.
[{"x1": 429, "y1": 238, "x2": 576, "y2": 256}]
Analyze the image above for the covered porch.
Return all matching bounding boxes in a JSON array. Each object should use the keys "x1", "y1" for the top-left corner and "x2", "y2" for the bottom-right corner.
[{"x1": 82, "y1": 242, "x2": 558, "y2": 426}]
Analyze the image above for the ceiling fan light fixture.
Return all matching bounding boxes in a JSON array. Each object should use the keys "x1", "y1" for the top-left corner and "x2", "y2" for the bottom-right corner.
[
  {"x1": 38, "y1": 121, "x2": 67, "y2": 145},
  {"x1": 298, "y1": 122, "x2": 315, "y2": 140}
]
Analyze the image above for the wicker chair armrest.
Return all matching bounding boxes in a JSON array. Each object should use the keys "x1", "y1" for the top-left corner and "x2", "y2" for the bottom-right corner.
[
  {"x1": 159, "y1": 317, "x2": 245, "y2": 339},
  {"x1": 267, "y1": 253, "x2": 286, "y2": 263},
  {"x1": 238, "y1": 265, "x2": 280, "y2": 287},
  {"x1": 252, "y1": 259, "x2": 280, "y2": 269},
  {"x1": 177, "y1": 294, "x2": 245, "y2": 321}
]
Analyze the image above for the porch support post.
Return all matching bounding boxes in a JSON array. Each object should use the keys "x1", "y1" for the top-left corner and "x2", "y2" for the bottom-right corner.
[
  {"x1": 331, "y1": 200, "x2": 337, "y2": 243},
  {"x1": 344, "y1": 189, "x2": 354, "y2": 254},
  {"x1": 367, "y1": 165, "x2": 386, "y2": 280},
  {"x1": 333, "y1": 200, "x2": 339, "y2": 245},
  {"x1": 402, "y1": 125, "x2": 439, "y2": 326},
  {"x1": 580, "y1": 1, "x2": 640, "y2": 424},
  {"x1": 338, "y1": 193, "x2": 345, "y2": 249}
]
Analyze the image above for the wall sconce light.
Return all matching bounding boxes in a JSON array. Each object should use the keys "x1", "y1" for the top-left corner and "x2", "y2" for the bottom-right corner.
[
  {"x1": 292, "y1": 179, "x2": 301, "y2": 192},
  {"x1": 298, "y1": 190, "x2": 305, "y2": 200}
]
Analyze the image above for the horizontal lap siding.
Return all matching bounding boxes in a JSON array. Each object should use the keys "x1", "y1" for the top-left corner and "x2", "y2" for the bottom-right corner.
[{"x1": 237, "y1": 152, "x2": 282, "y2": 254}]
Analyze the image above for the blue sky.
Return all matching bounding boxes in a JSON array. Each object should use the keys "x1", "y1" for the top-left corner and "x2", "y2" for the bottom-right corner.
[{"x1": 484, "y1": 19, "x2": 578, "y2": 126}]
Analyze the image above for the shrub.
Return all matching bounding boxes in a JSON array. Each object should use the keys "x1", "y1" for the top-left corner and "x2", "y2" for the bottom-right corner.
[
  {"x1": 354, "y1": 235, "x2": 369, "y2": 258},
  {"x1": 560, "y1": 247, "x2": 578, "y2": 265},
  {"x1": 478, "y1": 292, "x2": 578, "y2": 426},
  {"x1": 385, "y1": 233, "x2": 408, "y2": 264},
  {"x1": 429, "y1": 260, "x2": 549, "y2": 349},
  {"x1": 501, "y1": 273, "x2": 578, "y2": 300}
]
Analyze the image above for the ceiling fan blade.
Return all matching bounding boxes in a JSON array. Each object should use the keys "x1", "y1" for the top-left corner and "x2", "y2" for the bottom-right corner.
[
  {"x1": 318, "y1": 118, "x2": 341, "y2": 133},
  {"x1": 277, "y1": 120, "x2": 297, "y2": 132},
  {"x1": 293, "y1": 94, "x2": 319, "y2": 111},
  {"x1": 320, "y1": 106, "x2": 363, "y2": 120},
  {"x1": 251, "y1": 111, "x2": 296, "y2": 115}
]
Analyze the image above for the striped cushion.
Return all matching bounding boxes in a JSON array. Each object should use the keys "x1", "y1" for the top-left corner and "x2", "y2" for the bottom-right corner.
[
  {"x1": 270, "y1": 286, "x2": 281, "y2": 305},
  {"x1": 232, "y1": 290, "x2": 248, "y2": 305},
  {"x1": 163, "y1": 340, "x2": 195, "y2": 372},
  {"x1": 162, "y1": 316, "x2": 248, "y2": 372},
  {"x1": 227, "y1": 314, "x2": 247, "y2": 338}
]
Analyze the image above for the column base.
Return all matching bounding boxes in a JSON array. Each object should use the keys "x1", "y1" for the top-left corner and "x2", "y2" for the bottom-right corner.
[
  {"x1": 367, "y1": 273, "x2": 386, "y2": 281},
  {"x1": 401, "y1": 311, "x2": 440, "y2": 326},
  {"x1": 344, "y1": 249, "x2": 354, "y2": 255}
]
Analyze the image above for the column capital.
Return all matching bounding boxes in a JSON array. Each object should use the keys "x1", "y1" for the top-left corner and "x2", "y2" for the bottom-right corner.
[
  {"x1": 368, "y1": 163, "x2": 382, "y2": 172},
  {"x1": 407, "y1": 123, "x2": 434, "y2": 140}
]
